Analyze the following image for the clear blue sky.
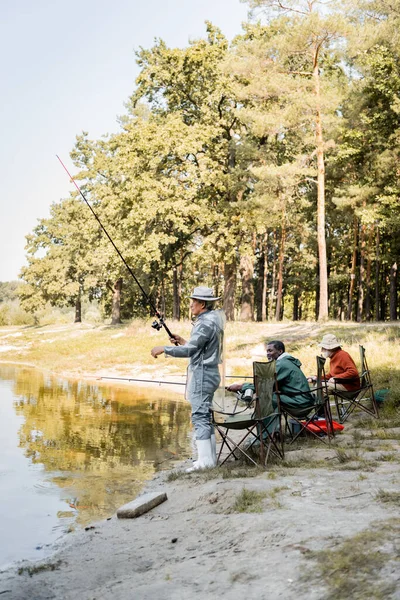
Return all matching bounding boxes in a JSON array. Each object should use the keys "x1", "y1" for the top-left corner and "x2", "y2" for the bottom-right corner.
[{"x1": 0, "y1": 0, "x2": 249, "y2": 282}]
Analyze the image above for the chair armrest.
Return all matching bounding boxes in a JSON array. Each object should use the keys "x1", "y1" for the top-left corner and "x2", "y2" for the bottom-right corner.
[
  {"x1": 212, "y1": 408, "x2": 236, "y2": 416},
  {"x1": 212, "y1": 405, "x2": 253, "y2": 417}
]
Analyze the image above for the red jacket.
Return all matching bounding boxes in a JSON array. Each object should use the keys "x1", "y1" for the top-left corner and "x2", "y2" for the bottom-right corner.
[{"x1": 326, "y1": 349, "x2": 360, "y2": 391}]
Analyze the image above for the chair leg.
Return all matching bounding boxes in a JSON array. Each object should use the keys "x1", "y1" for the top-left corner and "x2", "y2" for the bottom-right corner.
[
  {"x1": 323, "y1": 402, "x2": 334, "y2": 440},
  {"x1": 215, "y1": 426, "x2": 260, "y2": 467},
  {"x1": 285, "y1": 413, "x2": 331, "y2": 445},
  {"x1": 283, "y1": 412, "x2": 295, "y2": 441},
  {"x1": 258, "y1": 418, "x2": 285, "y2": 463},
  {"x1": 215, "y1": 427, "x2": 240, "y2": 463},
  {"x1": 258, "y1": 422, "x2": 265, "y2": 465}
]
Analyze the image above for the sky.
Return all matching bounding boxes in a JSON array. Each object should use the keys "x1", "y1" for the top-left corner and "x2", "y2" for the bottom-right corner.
[{"x1": 0, "y1": 0, "x2": 249, "y2": 282}]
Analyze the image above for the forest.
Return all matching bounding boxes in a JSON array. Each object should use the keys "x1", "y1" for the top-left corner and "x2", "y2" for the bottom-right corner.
[{"x1": 18, "y1": 0, "x2": 400, "y2": 324}]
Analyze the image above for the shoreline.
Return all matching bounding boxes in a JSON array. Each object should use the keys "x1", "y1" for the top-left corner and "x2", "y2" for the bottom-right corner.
[
  {"x1": 2, "y1": 439, "x2": 400, "y2": 599},
  {"x1": 0, "y1": 361, "x2": 194, "y2": 573},
  {"x1": 1, "y1": 324, "x2": 400, "y2": 598},
  {"x1": 0, "y1": 358, "x2": 189, "y2": 396}
]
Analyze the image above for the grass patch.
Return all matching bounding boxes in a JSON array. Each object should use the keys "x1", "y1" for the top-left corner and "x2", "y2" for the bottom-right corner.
[
  {"x1": 337, "y1": 459, "x2": 378, "y2": 472},
  {"x1": 265, "y1": 485, "x2": 288, "y2": 508},
  {"x1": 18, "y1": 560, "x2": 63, "y2": 577},
  {"x1": 283, "y1": 437, "x2": 328, "y2": 451},
  {"x1": 166, "y1": 470, "x2": 190, "y2": 482},
  {"x1": 303, "y1": 520, "x2": 400, "y2": 599},
  {"x1": 166, "y1": 464, "x2": 264, "y2": 482},
  {"x1": 230, "y1": 488, "x2": 267, "y2": 513},
  {"x1": 376, "y1": 489, "x2": 400, "y2": 506},
  {"x1": 377, "y1": 442, "x2": 397, "y2": 451},
  {"x1": 371, "y1": 429, "x2": 392, "y2": 440},
  {"x1": 197, "y1": 464, "x2": 265, "y2": 481},
  {"x1": 376, "y1": 453, "x2": 398, "y2": 462},
  {"x1": 278, "y1": 458, "x2": 327, "y2": 470},
  {"x1": 351, "y1": 430, "x2": 364, "y2": 447},
  {"x1": 335, "y1": 448, "x2": 360, "y2": 463},
  {"x1": 354, "y1": 406, "x2": 400, "y2": 431},
  {"x1": 371, "y1": 430, "x2": 400, "y2": 441}
]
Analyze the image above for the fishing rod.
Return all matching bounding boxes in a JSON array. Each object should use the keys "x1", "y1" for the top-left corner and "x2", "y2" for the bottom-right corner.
[
  {"x1": 56, "y1": 155, "x2": 175, "y2": 341},
  {"x1": 100, "y1": 376, "x2": 186, "y2": 386},
  {"x1": 99, "y1": 374, "x2": 253, "y2": 384}
]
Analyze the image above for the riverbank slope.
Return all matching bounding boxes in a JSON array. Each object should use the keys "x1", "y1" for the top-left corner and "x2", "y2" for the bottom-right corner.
[
  {"x1": 1, "y1": 320, "x2": 400, "y2": 598},
  {"x1": 1, "y1": 431, "x2": 400, "y2": 599},
  {"x1": 1, "y1": 320, "x2": 399, "y2": 394}
]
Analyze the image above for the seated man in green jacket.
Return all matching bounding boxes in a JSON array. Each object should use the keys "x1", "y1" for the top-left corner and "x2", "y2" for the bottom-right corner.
[{"x1": 227, "y1": 340, "x2": 314, "y2": 414}]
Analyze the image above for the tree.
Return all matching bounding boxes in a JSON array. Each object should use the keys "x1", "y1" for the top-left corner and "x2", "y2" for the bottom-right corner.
[
  {"x1": 243, "y1": 1, "x2": 348, "y2": 320},
  {"x1": 328, "y1": 0, "x2": 400, "y2": 320},
  {"x1": 20, "y1": 197, "x2": 99, "y2": 322},
  {"x1": 131, "y1": 23, "x2": 255, "y2": 320}
]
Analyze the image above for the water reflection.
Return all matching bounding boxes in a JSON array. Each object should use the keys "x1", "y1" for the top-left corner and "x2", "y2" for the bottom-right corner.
[{"x1": 0, "y1": 365, "x2": 191, "y2": 566}]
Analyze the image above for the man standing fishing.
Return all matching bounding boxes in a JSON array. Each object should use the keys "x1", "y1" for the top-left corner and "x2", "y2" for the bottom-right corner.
[{"x1": 151, "y1": 287, "x2": 225, "y2": 471}]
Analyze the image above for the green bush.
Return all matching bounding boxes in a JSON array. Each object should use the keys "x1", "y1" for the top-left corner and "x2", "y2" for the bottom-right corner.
[{"x1": 0, "y1": 301, "x2": 34, "y2": 326}]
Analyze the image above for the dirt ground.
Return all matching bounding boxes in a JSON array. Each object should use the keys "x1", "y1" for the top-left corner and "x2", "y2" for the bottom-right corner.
[
  {"x1": 1, "y1": 321, "x2": 400, "y2": 599},
  {"x1": 1, "y1": 421, "x2": 400, "y2": 600}
]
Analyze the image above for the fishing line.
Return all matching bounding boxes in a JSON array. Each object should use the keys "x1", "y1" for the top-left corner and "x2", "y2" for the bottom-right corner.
[
  {"x1": 99, "y1": 374, "x2": 253, "y2": 384},
  {"x1": 56, "y1": 155, "x2": 175, "y2": 341},
  {"x1": 100, "y1": 376, "x2": 186, "y2": 386}
]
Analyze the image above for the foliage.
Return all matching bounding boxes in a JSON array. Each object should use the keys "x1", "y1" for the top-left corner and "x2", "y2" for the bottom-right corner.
[{"x1": 19, "y1": 2, "x2": 400, "y2": 323}]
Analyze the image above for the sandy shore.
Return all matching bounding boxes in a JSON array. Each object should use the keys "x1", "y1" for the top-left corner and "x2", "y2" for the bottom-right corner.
[
  {"x1": 1, "y1": 320, "x2": 400, "y2": 599},
  {"x1": 1, "y1": 422, "x2": 400, "y2": 599}
]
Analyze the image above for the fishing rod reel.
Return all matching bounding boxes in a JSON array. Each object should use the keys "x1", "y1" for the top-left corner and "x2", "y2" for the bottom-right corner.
[
  {"x1": 151, "y1": 319, "x2": 163, "y2": 331},
  {"x1": 151, "y1": 314, "x2": 178, "y2": 345},
  {"x1": 152, "y1": 313, "x2": 167, "y2": 332}
]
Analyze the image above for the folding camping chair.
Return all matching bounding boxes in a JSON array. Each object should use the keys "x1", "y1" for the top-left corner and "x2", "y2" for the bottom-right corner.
[
  {"x1": 332, "y1": 345, "x2": 379, "y2": 423},
  {"x1": 213, "y1": 360, "x2": 284, "y2": 467},
  {"x1": 282, "y1": 356, "x2": 334, "y2": 444}
]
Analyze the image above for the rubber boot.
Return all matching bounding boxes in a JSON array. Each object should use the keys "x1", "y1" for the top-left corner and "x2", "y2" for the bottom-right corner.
[
  {"x1": 186, "y1": 439, "x2": 216, "y2": 472},
  {"x1": 210, "y1": 433, "x2": 217, "y2": 465}
]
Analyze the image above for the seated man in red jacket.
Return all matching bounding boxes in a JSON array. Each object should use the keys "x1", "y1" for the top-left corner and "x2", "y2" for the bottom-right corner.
[{"x1": 317, "y1": 334, "x2": 360, "y2": 393}]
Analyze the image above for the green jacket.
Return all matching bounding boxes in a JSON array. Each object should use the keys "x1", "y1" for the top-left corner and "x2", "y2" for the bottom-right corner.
[{"x1": 275, "y1": 354, "x2": 314, "y2": 409}]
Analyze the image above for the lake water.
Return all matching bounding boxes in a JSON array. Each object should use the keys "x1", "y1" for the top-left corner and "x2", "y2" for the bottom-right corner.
[{"x1": 0, "y1": 365, "x2": 191, "y2": 568}]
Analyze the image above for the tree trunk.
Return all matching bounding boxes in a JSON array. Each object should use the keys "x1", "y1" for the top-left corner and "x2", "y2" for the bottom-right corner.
[
  {"x1": 356, "y1": 223, "x2": 366, "y2": 322},
  {"x1": 239, "y1": 255, "x2": 254, "y2": 321},
  {"x1": 262, "y1": 233, "x2": 268, "y2": 321},
  {"x1": 313, "y1": 51, "x2": 328, "y2": 321},
  {"x1": 315, "y1": 260, "x2": 320, "y2": 320},
  {"x1": 375, "y1": 224, "x2": 380, "y2": 320},
  {"x1": 161, "y1": 278, "x2": 166, "y2": 316},
  {"x1": 365, "y1": 227, "x2": 373, "y2": 320},
  {"x1": 111, "y1": 278, "x2": 123, "y2": 325},
  {"x1": 213, "y1": 264, "x2": 219, "y2": 301},
  {"x1": 172, "y1": 266, "x2": 180, "y2": 320},
  {"x1": 298, "y1": 293, "x2": 303, "y2": 320},
  {"x1": 268, "y1": 230, "x2": 276, "y2": 320},
  {"x1": 380, "y1": 260, "x2": 387, "y2": 320},
  {"x1": 74, "y1": 295, "x2": 82, "y2": 323},
  {"x1": 390, "y1": 261, "x2": 398, "y2": 321},
  {"x1": 347, "y1": 217, "x2": 358, "y2": 321},
  {"x1": 275, "y1": 223, "x2": 286, "y2": 321},
  {"x1": 293, "y1": 292, "x2": 299, "y2": 321},
  {"x1": 255, "y1": 249, "x2": 264, "y2": 322},
  {"x1": 223, "y1": 260, "x2": 237, "y2": 321},
  {"x1": 178, "y1": 261, "x2": 183, "y2": 321}
]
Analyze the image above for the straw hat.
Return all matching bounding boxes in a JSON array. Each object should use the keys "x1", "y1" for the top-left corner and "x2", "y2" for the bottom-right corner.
[
  {"x1": 190, "y1": 286, "x2": 221, "y2": 301},
  {"x1": 318, "y1": 334, "x2": 341, "y2": 350}
]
